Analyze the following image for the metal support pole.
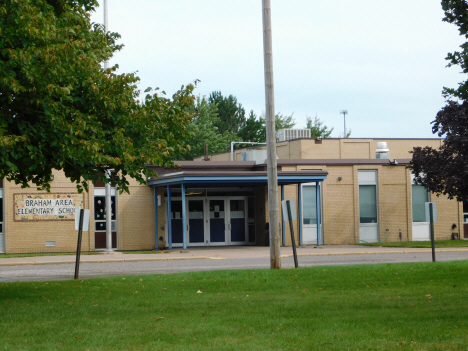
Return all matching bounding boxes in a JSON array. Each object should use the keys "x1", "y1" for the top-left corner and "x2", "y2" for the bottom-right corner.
[
  {"x1": 316, "y1": 182, "x2": 321, "y2": 246},
  {"x1": 105, "y1": 172, "x2": 112, "y2": 251},
  {"x1": 341, "y1": 110, "x2": 348, "y2": 138},
  {"x1": 430, "y1": 203, "x2": 436, "y2": 262},
  {"x1": 154, "y1": 187, "x2": 159, "y2": 250},
  {"x1": 281, "y1": 185, "x2": 285, "y2": 246},
  {"x1": 74, "y1": 209, "x2": 84, "y2": 279},
  {"x1": 286, "y1": 202, "x2": 298, "y2": 268},
  {"x1": 167, "y1": 186, "x2": 172, "y2": 250},
  {"x1": 298, "y1": 184, "x2": 302, "y2": 246},
  {"x1": 181, "y1": 184, "x2": 187, "y2": 250}
]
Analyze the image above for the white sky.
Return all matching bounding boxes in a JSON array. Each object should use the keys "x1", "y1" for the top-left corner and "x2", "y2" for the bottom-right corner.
[{"x1": 91, "y1": 1, "x2": 465, "y2": 138}]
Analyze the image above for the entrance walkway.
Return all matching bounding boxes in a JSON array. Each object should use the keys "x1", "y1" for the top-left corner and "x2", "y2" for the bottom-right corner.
[{"x1": 1, "y1": 245, "x2": 468, "y2": 266}]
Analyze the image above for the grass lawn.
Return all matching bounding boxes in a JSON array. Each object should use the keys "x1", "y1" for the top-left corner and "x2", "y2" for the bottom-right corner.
[
  {"x1": 357, "y1": 240, "x2": 468, "y2": 248},
  {"x1": 1, "y1": 261, "x2": 468, "y2": 350}
]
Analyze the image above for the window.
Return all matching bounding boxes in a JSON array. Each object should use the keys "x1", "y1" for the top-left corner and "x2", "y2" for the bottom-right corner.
[
  {"x1": 358, "y1": 171, "x2": 378, "y2": 224},
  {"x1": 303, "y1": 185, "x2": 317, "y2": 225},
  {"x1": 412, "y1": 185, "x2": 429, "y2": 222}
]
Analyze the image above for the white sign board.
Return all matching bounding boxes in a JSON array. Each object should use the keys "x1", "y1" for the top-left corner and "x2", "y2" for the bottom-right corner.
[
  {"x1": 75, "y1": 207, "x2": 90, "y2": 231},
  {"x1": 14, "y1": 193, "x2": 84, "y2": 221},
  {"x1": 425, "y1": 202, "x2": 437, "y2": 222},
  {"x1": 281, "y1": 200, "x2": 297, "y2": 221}
]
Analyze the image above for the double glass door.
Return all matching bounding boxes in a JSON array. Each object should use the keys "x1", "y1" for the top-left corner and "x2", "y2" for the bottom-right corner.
[{"x1": 169, "y1": 197, "x2": 249, "y2": 246}]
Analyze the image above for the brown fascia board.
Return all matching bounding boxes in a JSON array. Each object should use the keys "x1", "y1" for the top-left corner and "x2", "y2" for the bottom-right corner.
[
  {"x1": 277, "y1": 159, "x2": 412, "y2": 166},
  {"x1": 152, "y1": 169, "x2": 328, "y2": 179},
  {"x1": 147, "y1": 161, "x2": 259, "y2": 175}
]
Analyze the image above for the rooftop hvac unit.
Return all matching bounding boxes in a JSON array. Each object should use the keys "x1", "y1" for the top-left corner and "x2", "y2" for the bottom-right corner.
[
  {"x1": 241, "y1": 150, "x2": 267, "y2": 161},
  {"x1": 375, "y1": 142, "x2": 390, "y2": 159},
  {"x1": 277, "y1": 128, "x2": 311, "y2": 142}
]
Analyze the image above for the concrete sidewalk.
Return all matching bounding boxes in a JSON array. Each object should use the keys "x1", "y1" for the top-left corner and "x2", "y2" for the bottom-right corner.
[{"x1": 1, "y1": 245, "x2": 468, "y2": 266}]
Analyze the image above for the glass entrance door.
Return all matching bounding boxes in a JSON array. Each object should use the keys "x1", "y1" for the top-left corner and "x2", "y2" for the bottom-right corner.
[
  {"x1": 229, "y1": 199, "x2": 247, "y2": 244},
  {"x1": 301, "y1": 184, "x2": 321, "y2": 245},
  {"x1": 209, "y1": 200, "x2": 226, "y2": 244},
  {"x1": 170, "y1": 200, "x2": 183, "y2": 244},
  {"x1": 188, "y1": 200, "x2": 204, "y2": 244},
  {"x1": 166, "y1": 196, "x2": 252, "y2": 247},
  {"x1": 412, "y1": 184, "x2": 430, "y2": 241}
]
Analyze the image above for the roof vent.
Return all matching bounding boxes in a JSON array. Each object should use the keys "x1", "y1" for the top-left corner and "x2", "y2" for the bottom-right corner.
[
  {"x1": 277, "y1": 129, "x2": 311, "y2": 142},
  {"x1": 376, "y1": 142, "x2": 390, "y2": 159}
]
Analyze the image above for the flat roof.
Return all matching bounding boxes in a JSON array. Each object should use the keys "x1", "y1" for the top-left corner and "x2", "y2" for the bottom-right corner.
[{"x1": 147, "y1": 168, "x2": 328, "y2": 188}]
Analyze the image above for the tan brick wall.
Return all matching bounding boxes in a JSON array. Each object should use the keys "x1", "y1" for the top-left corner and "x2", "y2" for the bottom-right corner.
[
  {"x1": 379, "y1": 166, "x2": 410, "y2": 242},
  {"x1": 431, "y1": 193, "x2": 461, "y2": 240},
  {"x1": 323, "y1": 166, "x2": 356, "y2": 244},
  {"x1": 3, "y1": 171, "x2": 158, "y2": 253},
  {"x1": 195, "y1": 138, "x2": 444, "y2": 162},
  {"x1": 342, "y1": 141, "x2": 372, "y2": 159},
  {"x1": 4, "y1": 169, "x2": 92, "y2": 253},
  {"x1": 117, "y1": 177, "x2": 156, "y2": 251},
  {"x1": 300, "y1": 139, "x2": 341, "y2": 159}
]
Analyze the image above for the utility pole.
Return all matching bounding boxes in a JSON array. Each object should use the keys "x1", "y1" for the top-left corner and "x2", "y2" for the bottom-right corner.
[
  {"x1": 104, "y1": 0, "x2": 113, "y2": 251},
  {"x1": 340, "y1": 110, "x2": 348, "y2": 138},
  {"x1": 262, "y1": 0, "x2": 281, "y2": 269}
]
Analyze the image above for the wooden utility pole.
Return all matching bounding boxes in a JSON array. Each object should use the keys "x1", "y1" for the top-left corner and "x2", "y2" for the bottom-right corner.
[
  {"x1": 262, "y1": 0, "x2": 281, "y2": 269},
  {"x1": 104, "y1": 0, "x2": 113, "y2": 251}
]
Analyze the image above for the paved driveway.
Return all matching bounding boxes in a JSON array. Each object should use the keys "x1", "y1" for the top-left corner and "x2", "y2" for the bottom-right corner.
[{"x1": 1, "y1": 245, "x2": 467, "y2": 282}]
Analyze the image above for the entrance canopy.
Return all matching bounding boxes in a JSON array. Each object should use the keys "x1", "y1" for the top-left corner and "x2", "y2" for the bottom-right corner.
[
  {"x1": 147, "y1": 161, "x2": 327, "y2": 188},
  {"x1": 147, "y1": 161, "x2": 328, "y2": 250}
]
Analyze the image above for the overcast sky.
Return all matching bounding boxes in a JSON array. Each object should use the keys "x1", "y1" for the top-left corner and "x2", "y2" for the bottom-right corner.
[{"x1": 91, "y1": 1, "x2": 465, "y2": 139}]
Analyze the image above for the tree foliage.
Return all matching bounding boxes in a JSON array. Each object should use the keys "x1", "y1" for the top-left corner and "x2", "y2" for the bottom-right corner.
[
  {"x1": 410, "y1": 0, "x2": 468, "y2": 200},
  {"x1": 177, "y1": 97, "x2": 235, "y2": 160},
  {"x1": 0, "y1": 0, "x2": 194, "y2": 193},
  {"x1": 208, "y1": 91, "x2": 246, "y2": 135},
  {"x1": 238, "y1": 110, "x2": 264, "y2": 143},
  {"x1": 258, "y1": 112, "x2": 296, "y2": 141},
  {"x1": 306, "y1": 116, "x2": 334, "y2": 138},
  {"x1": 411, "y1": 101, "x2": 468, "y2": 201}
]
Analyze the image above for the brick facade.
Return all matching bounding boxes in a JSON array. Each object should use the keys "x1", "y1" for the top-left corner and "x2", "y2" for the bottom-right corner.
[{"x1": 1, "y1": 138, "x2": 462, "y2": 253}]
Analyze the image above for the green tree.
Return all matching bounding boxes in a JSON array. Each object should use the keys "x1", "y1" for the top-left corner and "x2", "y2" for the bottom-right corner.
[
  {"x1": 0, "y1": 0, "x2": 194, "y2": 193},
  {"x1": 258, "y1": 112, "x2": 296, "y2": 141},
  {"x1": 177, "y1": 97, "x2": 236, "y2": 160},
  {"x1": 208, "y1": 91, "x2": 246, "y2": 135},
  {"x1": 238, "y1": 110, "x2": 264, "y2": 143},
  {"x1": 410, "y1": 0, "x2": 468, "y2": 201},
  {"x1": 306, "y1": 116, "x2": 334, "y2": 138}
]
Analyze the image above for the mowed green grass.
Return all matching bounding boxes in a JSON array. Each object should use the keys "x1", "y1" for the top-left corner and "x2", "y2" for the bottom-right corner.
[{"x1": 1, "y1": 261, "x2": 468, "y2": 351}]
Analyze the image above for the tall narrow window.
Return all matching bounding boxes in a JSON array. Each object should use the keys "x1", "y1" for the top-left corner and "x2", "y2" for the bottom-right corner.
[
  {"x1": 303, "y1": 185, "x2": 317, "y2": 225},
  {"x1": 358, "y1": 171, "x2": 378, "y2": 224},
  {"x1": 359, "y1": 185, "x2": 377, "y2": 223},
  {"x1": 412, "y1": 185, "x2": 429, "y2": 222}
]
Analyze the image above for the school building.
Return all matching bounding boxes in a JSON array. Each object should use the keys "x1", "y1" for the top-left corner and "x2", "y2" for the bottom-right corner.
[{"x1": 0, "y1": 137, "x2": 464, "y2": 254}]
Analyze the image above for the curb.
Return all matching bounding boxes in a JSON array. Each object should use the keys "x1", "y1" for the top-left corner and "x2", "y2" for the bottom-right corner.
[
  {"x1": 0, "y1": 256, "x2": 214, "y2": 267},
  {"x1": 281, "y1": 248, "x2": 468, "y2": 258},
  {"x1": 1, "y1": 248, "x2": 467, "y2": 267}
]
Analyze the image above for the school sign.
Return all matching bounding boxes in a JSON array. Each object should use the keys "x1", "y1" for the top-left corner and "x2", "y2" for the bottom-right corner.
[{"x1": 14, "y1": 193, "x2": 84, "y2": 221}]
